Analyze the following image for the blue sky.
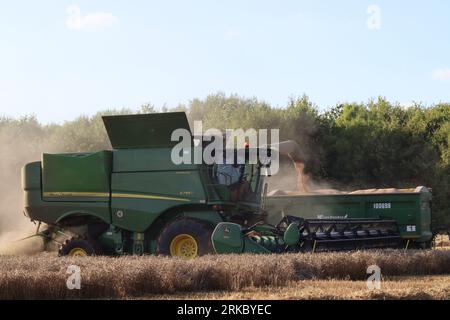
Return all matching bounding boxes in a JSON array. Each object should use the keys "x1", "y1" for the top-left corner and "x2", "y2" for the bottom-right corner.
[{"x1": 1, "y1": 0, "x2": 450, "y2": 123}]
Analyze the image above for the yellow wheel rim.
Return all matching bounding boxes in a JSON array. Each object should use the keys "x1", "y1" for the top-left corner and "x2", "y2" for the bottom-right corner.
[
  {"x1": 170, "y1": 234, "x2": 198, "y2": 259},
  {"x1": 68, "y1": 248, "x2": 88, "y2": 257}
]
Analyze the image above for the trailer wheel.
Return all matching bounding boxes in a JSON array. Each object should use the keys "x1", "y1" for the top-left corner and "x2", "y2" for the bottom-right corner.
[
  {"x1": 431, "y1": 232, "x2": 441, "y2": 249},
  {"x1": 157, "y1": 217, "x2": 214, "y2": 259},
  {"x1": 59, "y1": 238, "x2": 101, "y2": 257}
]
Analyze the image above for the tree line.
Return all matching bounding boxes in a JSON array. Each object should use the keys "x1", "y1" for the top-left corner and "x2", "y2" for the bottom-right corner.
[{"x1": 1, "y1": 93, "x2": 448, "y2": 226}]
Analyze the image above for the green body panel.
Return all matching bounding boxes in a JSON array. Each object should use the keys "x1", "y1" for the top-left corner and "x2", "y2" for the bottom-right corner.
[
  {"x1": 212, "y1": 223, "x2": 244, "y2": 254},
  {"x1": 113, "y1": 148, "x2": 198, "y2": 172},
  {"x1": 102, "y1": 112, "x2": 191, "y2": 149},
  {"x1": 243, "y1": 237, "x2": 272, "y2": 253},
  {"x1": 109, "y1": 148, "x2": 208, "y2": 232},
  {"x1": 22, "y1": 162, "x2": 112, "y2": 224},
  {"x1": 22, "y1": 161, "x2": 41, "y2": 190},
  {"x1": 97, "y1": 226, "x2": 123, "y2": 255},
  {"x1": 110, "y1": 195, "x2": 200, "y2": 233},
  {"x1": 211, "y1": 222, "x2": 272, "y2": 254},
  {"x1": 183, "y1": 211, "x2": 223, "y2": 225},
  {"x1": 42, "y1": 151, "x2": 112, "y2": 201},
  {"x1": 24, "y1": 189, "x2": 112, "y2": 225},
  {"x1": 266, "y1": 188, "x2": 433, "y2": 242},
  {"x1": 283, "y1": 223, "x2": 300, "y2": 246}
]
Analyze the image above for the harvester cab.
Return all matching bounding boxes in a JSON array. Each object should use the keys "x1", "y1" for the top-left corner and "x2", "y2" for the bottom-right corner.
[{"x1": 205, "y1": 145, "x2": 271, "y2": 212}]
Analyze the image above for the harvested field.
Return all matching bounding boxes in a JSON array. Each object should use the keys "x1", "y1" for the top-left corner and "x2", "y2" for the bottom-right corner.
[
  {"x1": 148, "y1": 276, "x2": 450, "y2": 300},
  {"x1": 435, "y1": 234, "x2": 450, "y2": 249},
  {"x1": 0, "y1": 250, "x2": 449, "y2": 299}
]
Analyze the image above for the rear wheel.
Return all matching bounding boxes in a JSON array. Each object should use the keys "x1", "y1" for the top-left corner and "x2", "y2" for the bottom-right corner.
[
  {"x1": 157, "y1": 217, "x2": 214, "y2": 259},
  {"x1": 59, "y1": 238, "x2": 101, "y2": 257}
]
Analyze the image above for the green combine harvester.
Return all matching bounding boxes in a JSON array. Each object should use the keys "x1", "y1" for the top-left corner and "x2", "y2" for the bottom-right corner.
[{"x1": 22, "y1": 112, "x2": 433, "y2": 258}]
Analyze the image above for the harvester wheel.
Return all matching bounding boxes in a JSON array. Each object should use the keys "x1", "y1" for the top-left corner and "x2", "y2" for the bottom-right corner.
[
  {"x1": 59, "y1": 238, "x2": 101, "y2": 257},
  {"x1": 157, "y1": 217, "x2": 214, "y2": 259}
]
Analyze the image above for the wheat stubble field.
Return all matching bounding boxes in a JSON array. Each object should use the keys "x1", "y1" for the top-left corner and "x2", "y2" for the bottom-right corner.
[
  {"x1": 0, "y1": 249, "x2": 449, "y2": 300},
  {"x1": 151, "y1": 276, "x2": 450, "y2": 300}
]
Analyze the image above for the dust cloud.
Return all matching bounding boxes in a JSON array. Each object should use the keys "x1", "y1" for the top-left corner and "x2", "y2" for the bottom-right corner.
[
  {"x1": 268, "y1": 145, "x2": 408, "y2": 196},
  {"x1": 0, "y1": 119, "x2": 59, "y2": 255},
  {"x1": 267, "y1": 140, "x2": 343, "y2": 195}
]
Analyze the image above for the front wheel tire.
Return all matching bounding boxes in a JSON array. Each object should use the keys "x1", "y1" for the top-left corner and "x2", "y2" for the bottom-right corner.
[
  {"x1": 58, "y1": 238, "x2": 101, "y2": 257},
  {"x1": 157, "y1": 217, "x2": 214, "y2": 259}
]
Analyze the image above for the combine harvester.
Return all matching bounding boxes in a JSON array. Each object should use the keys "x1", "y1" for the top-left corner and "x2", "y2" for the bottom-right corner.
[{"x1": 21, "y1": 112, "x2": 432, "y2": 257}]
